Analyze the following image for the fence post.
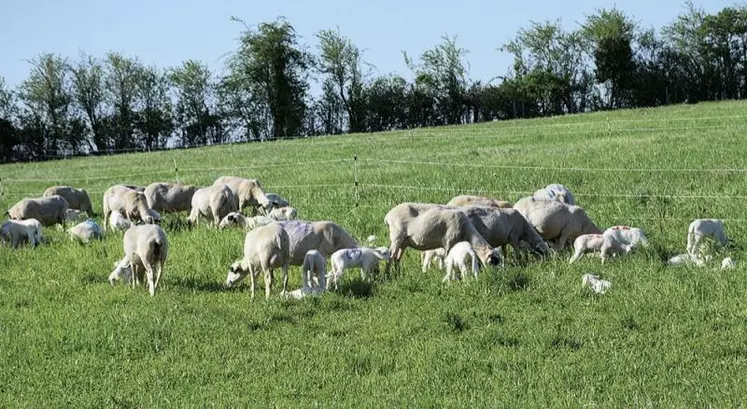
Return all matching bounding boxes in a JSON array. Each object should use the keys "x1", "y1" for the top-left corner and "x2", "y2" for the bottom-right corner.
[
  {"x1": 0, "y1": 178, "x2": 3, "y2": 200},
  {"x1": 606, "y1": 115, "x2": 611, "y2": 138},
  {"x1": 174, "y1": 159, "x2": 179, "y2": 184},
  {"x1": 354, "y1": 154, "x2": 359, "y2": 208}
]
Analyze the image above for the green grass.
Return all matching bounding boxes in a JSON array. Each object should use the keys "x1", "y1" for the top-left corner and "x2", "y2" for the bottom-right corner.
[{"x1": 2, "y1": 100, "x2": 747, "y2": 407}]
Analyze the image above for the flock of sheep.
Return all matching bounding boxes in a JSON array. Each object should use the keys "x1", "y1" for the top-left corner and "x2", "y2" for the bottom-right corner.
[{"x1": 0, "y1": 179, "x2": 735, "y2": 299}]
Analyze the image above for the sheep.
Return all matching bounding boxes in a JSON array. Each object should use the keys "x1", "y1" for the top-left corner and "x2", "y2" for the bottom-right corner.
[
  {"x1": 513, "y1": 196, "x2": 601, "y2": 250},
  {"x1": 143, "y1": 182, "x2": 200, "y2": 214},
  {"x1": 225, "y1": 222, "x2": 290, "y2": 300},
  {"x1": 109, "y1": 210, "x2": 133, "y2": 232},
  {"x1": 0, "y1": 219, "x2": 44, "y2": 248},
  {"x1": 43, "y1": 185, "x2": 95, "y2": 216},
  {"x1": 122, "y1": 224, "x2": 169, "y2": 296},
  {"x1": 218, "y1": 212, "x2": 274, "y2": 230},
  {"x1": 667, "y1": 252, "x2": 712, "y2": 267},
  {"x1": 569, "y1": 234, "x2": 604, "y2": 264},
  {"x1": 384, "y1": 203, "x2": 502, "y2": 274},
  {"x1": 442, "y1": 241, "x2": 480, "y2": 283},
  {"x1": 6, "y1": 195, "x2": 69, "y2": 228},
  {"x1": 65, "y1": 209, "x2": 87, "y2": 223},
  {"x1": 66, "y1": 220, "x2": 104, "y2": 244},
  {"x1": 604, "y1": 226, "x2": 649, "y2": 248},
  {"x1": 687, "y1": 219, "x2": 728, "y2": 257},
  {"x1": 301, "y1": 249, "x2": 327, "y2": 290},
  {"x1": 267, "y1": 206, "x2": 298, "y2": 221},
  {"x1": 721, "y1": 257, "x2": 736, "y2": 270},
  {"x1": 108, "y1": 256, "x2": 134, "y2": 286},
  {"x1": 570, "y1": 227, "x2": 648, "y2": 264},
  {"x1": 188, "y1": 184, "x2": 238, "y2": 227},
  {"x1": 422, "y1": 248, "x2": 446, "y2": 273},
  {"x1": 533, "y1": 183, "x2": 575, "y2": 205},
  {"x1": 263, "y1": 193, "x2": 291, "y2": 212},
  {"x1": 212, "y1": 176, "x2": 270, "y2": 215},
  {"x1": 327, "y1": 247, "x2": 391, "y2": 290},
  {"x1": 581, "y1": 274, "x2": 611, "y2": 294},
  {"x1": 102, "y1": 185, "x2": 154, "y2": 229},
  {"x1": 275, "y1": 219, "x2": 360, "y2": 266},
  {"x1": 447, "y1": 194, "x2": 512, "y2": 209}
]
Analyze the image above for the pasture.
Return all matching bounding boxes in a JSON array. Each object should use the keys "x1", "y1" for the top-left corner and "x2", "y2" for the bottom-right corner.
[{"x1": 2, "y1": 101, "x2": 747, "y2": 407}]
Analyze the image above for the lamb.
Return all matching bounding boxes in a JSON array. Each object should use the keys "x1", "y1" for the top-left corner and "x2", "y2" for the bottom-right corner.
[
  {"x1": 569, "y1": 234, "x2": 605, "y2": 264},
  {"x1": 513, "y1": 196, "x2": 601, "y2": 250},
  {"x1": 212, "y1": 176, "x2": 270, "y2": 215},
  {"x1": 6, "y1": 195, "x2": 69, "y2": 228},
  {"x1": 687, "y1": 219, "x2": 728, "y2": 257},
  {"x1": 143, "y1": 182, "x2": 200, "y2": 214},
  {"x1": 384, "y1": 203, "x2": 502, "y2": 274},
  {"x1": 188, "y1": 184, "x2": 238, "y2": 227},
  {"x1": 422, "y1": 248, "x2": 446, "y2": 273},
  {"x1": 43, "y1": 185, "x2": 95, "y2": 216},
  {"x1": 327, "y1": 246, "x2": 391, "y2": 290},
  {"x1": 267, "y1": 206, "x2": 298, "y2": 221},
  {"x1": 667, "y1": 252, "x2": 712, "y2": 267},
  {"x1": 0, "y1": 219, "x2": 44, "y2": 248},
  {"x1": 301, "y1": 249, "x2": 327, "y2": 290},
  {"x1": 442, "y1": 241, "x2": 480, "y2": 283},
  {"x1": 67, "y1": 220, "x2": 104, "y2": 244},
  {"x1": 122, "y1": 224, "x2": 169, "y2": 296},
  {"x1": 721, "y1": 257, "x2": 736, "y2": 270},
  {"x1": 109, "y1": 210, "x2": 133, "y2": 231},
  {"x1": 218, "y1": 212, "x2": 274, "y2": 230},
  {"x1": 570, "y1": 226, "x2": 648, "y2": 264},
  {"x1": 446, "y1": 194, "x2": 512, "y2": 209},
  {"x1": 102, "y1": 185, "x2": 155, "y2": 229},
  {"x1": 533, "y1": 183, "x2": 576, "y2": 205},
  {"x1": 108, "y1": 256, "x2": 134, "y2": 286},
  {"x1": 225, "y1": 222, "x2": 290, "y2": 300},
  {"x1": 581, "y1": 274, "x2": 611, "y2": 294}
]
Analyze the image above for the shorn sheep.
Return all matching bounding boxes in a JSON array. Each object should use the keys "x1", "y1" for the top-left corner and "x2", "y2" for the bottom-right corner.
[
  {"x1": 213, "y1": 176, "x2": 270, "y2": 215},
  {"x1": 687, "y1": 219, "x2": 728, "y2": 257},
  {"x1": 442, "y1": 241, "x2": 479, "y2": 283},
  {"x1": 188, "y1": 184, "x2": 238, "y2": 227},
  {"x1": 43, "y1": 185, "x2": 95, "y2": 216},
  {"x1": 6, "y1": 195, "x2": 69, "y2": 228},
  {"x1": 384, "y1": 203, "x2": 502, "y2": 274},
  {"x1": 102, "y1": 185, "x2": 155, "y2": 229},
  {"x1": 327, "y1": 247, "x2": 391, "y2": 290},
  {"x1": 0, "y1": 219, "x2": 44, "y2": 248},
  {"x1": 533, "y1": 183, "x2": 575, "y2": 205},
  {"x1": 144, "y1": 182, "x2": 200, "y2": 214},
  {"x1": 446, "y1": 195, "x2": 512, "y2": 209},
  {"x1": 226, "y1": 222, "x2": 290, "y2": 300},
  {"x1": 122, "y1": 224, "x2": 169, "y2": 296},
  {"x1": 513, "y1": 196, "x2": 600, "y2": 250}
]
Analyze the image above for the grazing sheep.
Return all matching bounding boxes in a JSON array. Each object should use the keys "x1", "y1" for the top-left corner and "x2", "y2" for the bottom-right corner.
[
  {"x1": 67, "y1": 220, "x2": 104, "y2": 244},
  {"x1": 188, "y1": 184, "x2": 238, "y2": 227},
  {"x1": 422, "y1": 248, "x2": 446, "y2": 273},
  {"x1": 301, "y1": 249, "x2": 327, "y2": 290},
  {"x1": 604, "y1": 226, "x2": 649, "y2": 248},
  {"x1": 123, "y1": 185, "x2": 145, "y2": 192},
  {"x1": 264, "y1": 193, "x2": 290, "y2": 211},
  {"x1": 267, "y1": 206, "x2": 298, "y2": 221},
  {"x1": 225, "y1": 222, "x2": 290, "y2": 300},
  {"x1": 122, "y1": 224, "x2": 169, "y2": 296},
  {"x1": 569, "y1": 234, "x2": 605, "y2": 264},
  {"x1": 6, "y1": 195, "x2": 69, "y2": 228},
  {"x1": 446, "y1": 195, "x2": 512, "y2": 209},
  {"x1": 513, "y1": 196, "x2": 601, "y2": 250},
  {"x1": 722, "y1": 257, "x2": 736, "y2": 270},
  {"x1": 442, "y1": 241, "x2": 479, "y2": 283},
  {"x1": 144, "y1": 182, "x2": 200, "y2": 214},
  {"x1": 108, "y1": 256, "x2": 134, "y2": 286},
  {"x1": 687, "y1": 219, "x2": 728, "y2": 257},
  {"x1": 276, "y1": 219, "x2": 360, "y2": 266},
  {"x1": 384, "y1": 203, "x2": 502, "y2": 274},
  {"x1": 327, "y1": 247, "x2": 391, "y2": 290},
  {"x1": 581, "y1": 274, "x2": 611, "y2": 294},
  {"x1": 533, "y1": 183, "x2": 575, "y2": 205},
  {"x1": 65, "y1": 209, "x2": 87, "y2": 223},
  {"x1": 0, "y1": 219, "x2": 44, "y2": 248},
  {"x1": 218, "y1": 212, "x2": 274, "y2": 230},
  {"x1": 102, "y1": 185, "x2": 154, "y2": 229},
  {"x1": 213, "y1": 176, "x2": 270, "y2": 215},
  {"x1": 43, "y1": 186, "x2": 95, "y2": 216},
  {"x1": 109, "y1": 211, "x2": 133, "y2": 232}
]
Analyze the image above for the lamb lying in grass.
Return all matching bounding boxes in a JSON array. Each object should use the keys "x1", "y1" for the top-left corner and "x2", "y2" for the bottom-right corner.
[
  {"x1": 581, "y1": 274, "x2": 611, "y2": 294},
  {"x1": 667, "y1": 252, "x2": 712, "y2": 267},
  {"x1": 327, "y1": 246, "x2": 391, "y2": 290},
  {"x1": 0, "y1": 219, "x2": 44, "y2": 248},
  {"x1": 442, "y1": 241, "x2": 479, "y2": 283},
  {"x1": 67, "y1": 220, "x2": 104, "y2": 244},
  {"x1": 721, "y1": 257, "x2": 736, "y2": 270},
  {"x1": 282, "y1": 250, "x2": 327, "y2": 300}
]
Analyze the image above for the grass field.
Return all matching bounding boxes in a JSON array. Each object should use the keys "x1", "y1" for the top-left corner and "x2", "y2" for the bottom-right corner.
[{"x1": 2, "y1": 101, "x2": 747, "y2": 407}]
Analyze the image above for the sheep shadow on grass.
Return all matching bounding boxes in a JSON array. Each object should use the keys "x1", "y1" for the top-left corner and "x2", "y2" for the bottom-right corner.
[
  {"x1": 170, "y1": 276, "x2": 228, "y2": 293},
  {"x1": 336, "y1": 277, "x2": 375, "y2": 299}
]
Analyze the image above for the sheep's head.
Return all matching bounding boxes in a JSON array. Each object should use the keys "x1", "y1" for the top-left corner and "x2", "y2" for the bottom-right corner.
[
  {"x1": 219, "y1": 212, "x2": 245, "y2": 229},
  {"x1": 142, "y1": 209, "x2": 162, "y2": 225},
  {"x1": 109, "y1": 258, "x2": 133, "y2": 286},
  {"x1": 225, "y1": 260, "x2": 247, "y2": 287},
  {"x1": 485, "y1": 248, "x2": 502, "y2": 266}
]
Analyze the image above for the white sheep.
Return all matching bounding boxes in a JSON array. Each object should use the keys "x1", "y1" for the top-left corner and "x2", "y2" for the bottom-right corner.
[
  {"x1": 109, "y1": 210, "x2": 133, "y2": 232},
  {"x1": 581, "y1": 274, "x2": 611, "y2": 294},
  {"x1": 102, "y1": 185, "x2": 155, "y2": 229},
  {"x1": 6, "y1": 195, "x2": 69, "y2": 228},
  {"x1": 188, "y1": 184, "x2": 238, "y2": 227},
  {"x1": 667, "y1": 252, "x2": 712, "y2": 267},
  {"x1": 213, "y1": 176, "x2": 270, "y2": 215},
  {"x1": 722, "y1": 257, "x2": 736, "y2": 270},
  {"x1": 43, "y1": 185, "x2": 95, "y2": 216},
  {"x1": 687, "y1": 219, "x2": 728, "y2": 257},
  {"x1": 533, "y1": 183, "x2": 576, "y2": 205},
  {"x1": 513, "y1": 196, "x2": 600, "y2": 250},
  {"x1": 144, "y1": 182, "x2": 200, "y2": 214},
  {"x1": 447, "y1": 194, "x2": 512, "y2": 209},
  {"x1": 0, "y1": 219, "x2": 44, "y2": 248},
  {"x1": 301, "y1": 249, "x2": 327, "y2": 290},
  {"x1": 327, "y1": 247, "x2": 391, "y2": 290},
  {"x1": 569, "y1": 234, "x2": 605, "y2": 264},
  {"x1": 267, "y1": 206, "x2": 298, "y2": 221},
  {"x1": 282, "y1": 285, "x2": 325, "y2": 300},
  {"x1": 218, "y1": 212, "x2": 274, "y2": 230},
  {"x1": 422, "y1": 248, "x2": 446, "y2": 273},
  {"x1": 108, "y1": 256, "x2": 133, "y2": 286},
  {"x1": 122, "y1": 224, "x2": 169, "y2": 296},
  {"x1": 226, "y1": 222, "x2": 290, "y2": 300},
  {"x1": 442, "y1": 241, "x2": 479, "y2": 282},
  {"x1": 67, "y1": 220, "x2": 104, "y2": 244}
]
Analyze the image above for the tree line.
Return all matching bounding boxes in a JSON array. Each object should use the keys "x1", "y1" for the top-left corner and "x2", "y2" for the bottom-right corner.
[{"x1": 1, "y1": 1, "x2": 745, "y2": 162}]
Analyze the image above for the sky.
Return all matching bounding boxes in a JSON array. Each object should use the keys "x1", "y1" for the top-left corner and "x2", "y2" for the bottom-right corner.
[{"x1": 0, "y1": 0, "x2": 738, "y2": 94}]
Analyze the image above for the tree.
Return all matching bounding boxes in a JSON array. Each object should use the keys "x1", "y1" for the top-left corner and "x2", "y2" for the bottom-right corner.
[
  {"x1": 0, "y1": 77, "x2": 19, "y2": 162},
  {"x1": 225, "y1": 16, "x2": 311, "y2": 140},
  {"x1": 104, "y1": 52, "x2": 143, "y2": 150},
  {"x1": 169, "y1": 60, "x2": 223, "y2": 147},
  {"x1": 69, "y1": 53, "x2": 107, "y2": 151},
  {"x1": 135, "y1": 65, "x2": 174, "y2": 149}
]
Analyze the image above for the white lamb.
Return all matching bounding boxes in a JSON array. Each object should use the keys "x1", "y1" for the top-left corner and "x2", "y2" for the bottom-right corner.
[
  {"x1": 0, "y1": 219, "x2": 44, "y2": 248},
  {"x1": 301, "y1": 249, "x2": 327, "y2": 290},
  {"x1": 569, "y1": 234, "x2": 605, "y2": 264},
  {"x1": 667, "y1": 252, "x2": 712, "y2": 267},
  {"x1": 442, "y1": 241, "x2": 479, "y2": 283},
  {"x1": 721, "y1": 257, "x2": 736, "y2": 270},
  {"x1": 687, "y1": 219, "x2": 728, "y2": 257},
  {"x1": 109, "y1": 211, "x2": 133, "y2": 231},
  {"x1": 582, "y1": 274, "x2": 611, "y2": 294},
  {"x1": 267, "y1": 206, "x2": 298, "y2": 221},
  {"x1": 108, "y1": 256, "x2": 133, "y2": 286},
  {"x1": 327, "y1": 247, "x2": 391, "y2": 290},
  {"x1": 218, "y1": 212, "x2": 275, "y2": 230},
  {"x1": 422, "y1": 248, "x2": 446, "y2": 273},
  {"x1": 67, "y1": 220, "x2": 104, "y2": 244}
]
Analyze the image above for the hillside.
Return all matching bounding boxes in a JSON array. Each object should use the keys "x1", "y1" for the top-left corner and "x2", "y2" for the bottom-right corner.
[{"x1": 2, "y1": 101, "x2": 747, "y2": 407}]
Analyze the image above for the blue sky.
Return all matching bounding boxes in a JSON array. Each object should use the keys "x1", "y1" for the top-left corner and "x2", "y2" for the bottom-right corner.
[{"x1": 0, "y1": 0, "x2": 737, "y2": 93}]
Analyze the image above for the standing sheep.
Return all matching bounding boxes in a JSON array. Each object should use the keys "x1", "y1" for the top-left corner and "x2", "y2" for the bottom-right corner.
[
  {"x1": 327, "y1": 247, "x2": 391, "y2": 290},
  {"x1": 513, "y1": 196, "x2": 600, "y2": 250},
  {"x1": 276, "y1": 219, "x2": 360, "y2": 266},
  {"x1": 442, "y1": 241, "x2": 480, "y2": 283},
  {"x1": 687, "y1": 219, "x2": 728, "y2": 257},
  {"x1": 447, "y1": 195, "x2": 512, "y2": 209},
  {"x1": 102, "y1": 185, "x2": 155, "y2": 229},
  {"x1": 225, "y1": 222, "x2": 290, "y2": 300},
  {"x1": 213, "y1": 176, "x2": 270, "y2": 215},
  {"x1": 43, "y1": 186, "x2": 95, "y2": 216},
  {"x1": 301, "y1": 249, "x2": 327, "y2": 290},
  {"x1": 122, "y1": 224, "x2": 169, "y2": 296},
  {"x1": 422, "y1": 248, "x2": 446, "y2": 273},
  {"x1": 6, "y1": 195, "x2": 69, "y2": 228},
  {"x1": 533, "y1": 184, "x2": 576, "y2": 205},
  {"x1": 188, "y1": 184, "x2": 238, "y2": 227},
  {"x1": 0, "y1": 219, "x2": 44, "y2": 248},
  {"x1": 144, "y1": 182, "x2": 200, "y2": 214}
]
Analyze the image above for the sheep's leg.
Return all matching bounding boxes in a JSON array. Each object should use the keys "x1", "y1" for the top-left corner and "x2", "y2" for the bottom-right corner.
[
  {"x1": 422, "y1": 251, "x2": 432, "y2": 273},
  {"x1": 686, "y1": 231, "x2": 699, "y2": 256},
  {"x1": 569, "y1": 246, "x2": 584, "y2": 264},
  {"x1": 264, "y1": 269, "x2": 273, "y2": 300},
  {"x1": 154, "y1": 261, "x2": 164, "y2": 291},
  {"x1": 248, "y1": 264, "x2": 257, "y2": 301},
  {"x1": 143, "y1": 262, "x2": 156, "y2": 296},
  {"x1": 442, "y1": 261, "x2": 452, "y2": 284},
  {"x1": 280, "y1": 263, "x2": 289, "y2": 296}
]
